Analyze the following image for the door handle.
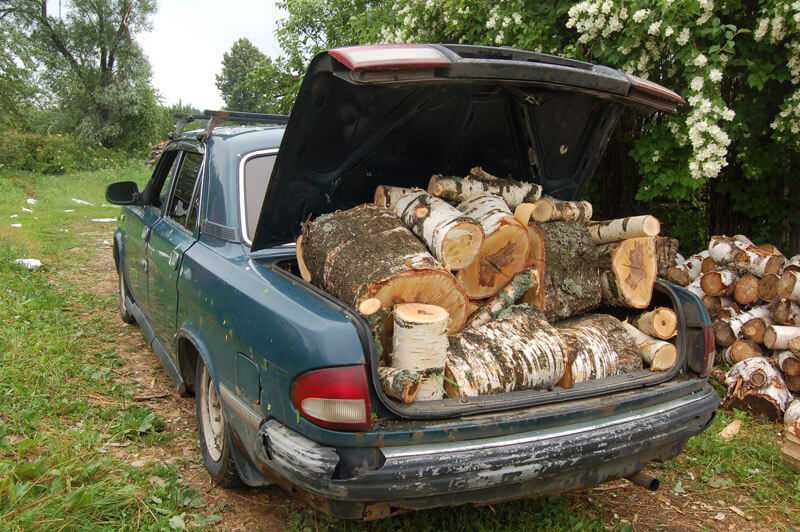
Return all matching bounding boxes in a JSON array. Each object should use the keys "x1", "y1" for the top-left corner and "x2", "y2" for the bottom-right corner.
[{"x1": 169, "y1": 250, "x2": 180, "y2": 270}]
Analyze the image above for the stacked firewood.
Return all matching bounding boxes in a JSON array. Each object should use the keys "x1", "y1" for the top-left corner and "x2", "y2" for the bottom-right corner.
[
  {"x1": 669, "y1": 235, "x2": 800, "y2": 422},
  {"x1": 296, "y1": 167, "x2": 680, "y2": 403}
]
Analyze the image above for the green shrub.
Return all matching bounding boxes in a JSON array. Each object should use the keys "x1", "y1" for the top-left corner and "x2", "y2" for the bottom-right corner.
[{"x1": 0, "y1": 131, "x2": 133, "y2": 174}]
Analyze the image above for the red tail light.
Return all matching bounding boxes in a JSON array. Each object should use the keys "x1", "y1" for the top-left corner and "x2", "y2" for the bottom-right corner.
[
  {"x1": 291, "y1": 365, "x2": 372, "y2": 431},
  {"x1": 329, "y1": 44, "x2": 452, "y2": 72},
  {"x1": 701, "y1": 326, "x2": 715, "y2": 376}
]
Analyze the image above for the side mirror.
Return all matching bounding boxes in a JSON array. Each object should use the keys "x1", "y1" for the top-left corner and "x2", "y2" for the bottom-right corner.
[{"x1": 105, "y1": 181, "x2": 141, "y2": 205}]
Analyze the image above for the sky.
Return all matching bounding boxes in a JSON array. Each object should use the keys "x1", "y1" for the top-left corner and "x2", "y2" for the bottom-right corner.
[{"x1": 138, "y1": 1, "x2": 284, "y2": 110}]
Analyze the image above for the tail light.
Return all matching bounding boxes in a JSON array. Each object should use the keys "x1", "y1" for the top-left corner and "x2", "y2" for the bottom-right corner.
[
  {"x1": 700, "y1": 326, "x2": 715, "y2": 376},
  {"x1": 291, "y1": 365, "x2": 372, "y2": 431},
  {"x1": 329, "y1": 44, "x2": 452, "y2": 72}
]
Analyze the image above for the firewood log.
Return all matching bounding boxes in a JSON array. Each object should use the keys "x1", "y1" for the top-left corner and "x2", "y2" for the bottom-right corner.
[
  {"x1": 763, "y1": 325, "x2": 800, "y2": 349},
  {"x1": 790, "y1": 335, "x2": 800, "y2": 355},
  {"x1": 666, "y1": 250, "x2": 707, "y2": 286},
  {"x1": 514, "y1": 197, "x2": 592, "y2": 224},
  {"x1": 556, "y1": 314, "x2": 643, "y2": 388},
  {"x1": 701, "y1": 295, "x2": 734, "y2": 318},
  {"x1": 295, "y1": 235, "x2": 312, "y2": 282},
  {"x1": 455, "y1": 193, "x2": 530, "y2": 298},
  {"x1": 733, "y1": 274, "x2": 760, "y2": 306},
  {"x1": 445, "y1": 306, "x2": 565, "y2": 397},
  {"x1": 654, "y1": 236, "x2": 680, "y2": 278},
  {"x1": 721, "y1": 339, "x2": 763, "y2": 365},
  {"x1": 378, "y1": 367, "x2": 421, "y2": 403},
  {"x1": 622, "y1": 322, "x2": 678, "y2": 371},
  {"x1": 778, "y1": 271, "x2": 800, "y2": 302},
  {"x1": 742, "y1": 315, "x2": 773, "y2": 344},
  {"x1": 786, "y1": 375, "x2": 800, "y2": 393},
  {"x1": 708, "y1": 235, "x2": 747, "y2": 266},
  {"x1": 392, "y1": 303, "x2": 449, "y2": 401},
  {"x1": 301, "y1": 204, "x2": 469, "y2": 333},
  {"x1": 468, "y1": 166, "x2": 500, "y2": 180},
  {"x1": 393, "y1": 190, "x2": 484, "y2": 270},
  {"x1": 686, "y1": 278, "x2": 706, "y2": 300},
  {"x1": 758, "y1": 273, "x2": 780, "y2": 301},
  {"x1": 757, "y1": 243, "x2": 783, "y2": 256},
  {"x1": 716, "y1": 306, "x2": 738, "y2": 320},
  {"x1": 723, "y1": 358, "x2": 793, "y2": 421},
  {"x1": 777, "y1": 351, "x2": 800, "y2": 377},
  {"x1": 597, "y1": 237, "x2": 657, "y2": 309},
  {"x1": 586, "y1": 215, "x2": 660, "y2": 244},
  {"x1": 522, "y1": 221, "x2": 601, "y2": 320},
  {"x1": 358, "y1": 298, "x2": 392, "y2": 366},
  {"x1": 701, "y1": 256, "x2": 721, "y2": 273},
  {"x1": 768, "y1": 298, "x2": 800, "y2": 326},
  {"x1": 427, "y1": 174, "x2": 542, "y2": 209},
  {"x1": 701, "y1": 269, "x2": 738, "y2": 297},
  {"x1": 713, "y1": 305, "x2": 770, "y2": 347},
  {"x1": 466, "y1": 269, "x2": 537, "y2": 328},
  {"x1": 632, "y1": 307, "x2": 677, "y2": 339},
  {"x1": 734, "y1": 245, "x2": 785, "y2": 277},
  {"x1": 373, "y1": 185, "x2": 416, "y2": 210},
  {"x1": 785, "y1": 400, "x2": 800, "y2": 438},
  {"x1": 784, "y1": 254, "x2": 800, "y2": 273}
]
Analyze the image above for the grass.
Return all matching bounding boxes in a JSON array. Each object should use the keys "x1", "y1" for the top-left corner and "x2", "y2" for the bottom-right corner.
[{"x1": 1, "y1": 162, "x2": 798, "y2": 530}]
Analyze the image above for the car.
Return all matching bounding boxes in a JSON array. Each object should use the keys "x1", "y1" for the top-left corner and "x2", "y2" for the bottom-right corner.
[{"x1": 105, "y1": 43, "x2": 719, "y2": 520}]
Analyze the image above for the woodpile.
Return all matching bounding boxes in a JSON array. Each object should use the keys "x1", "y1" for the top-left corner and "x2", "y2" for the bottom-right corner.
[{"x1": 296, "y1": 166, "x2": 678, "y2": 404}]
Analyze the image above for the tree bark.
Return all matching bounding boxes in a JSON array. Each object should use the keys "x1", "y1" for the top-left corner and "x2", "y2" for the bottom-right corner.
[
  {"x1": 778, "y1": 271, "x2": 800, "y2": 302},
  {"x1": 666, "y1": 250, "x2": 708, "y2": 287},
  {"x1": 758, "y1": 273, "x2": 781, "y2": 301},
  {"x1": 769, "y1": 298, "x2": 800, "y2": 326},
  {"x1": 723, "y1": 357, "x2": 793, "y2": 422},
  {"x1": 701, "y1": 269, "x2": 738, "y2": 297},
  {"x1": 514, "y1": 197, "x2": 592, "y2": 224},
  {"x1": 301, "y1": 204, "x2": 469, "y2": 333},
  {"x1": 358, "y1": 298, "x2": 392, "y2": 366},
  {"x1": 632, "y1": 307, "x2": 677, "y2": 339},
  {"x1": 466, "y1": 268, "x2": 537, "y2": 328},
  {"x1": 522, "y1": 221, "x2": 602, "y2": 320},
  {"x1": 622, "y1": 322, "x2": 678, "y2": 371},
  {"x1": 455, "y1": 194, "x2": 530, "y2": 298},
  {"x1": 586, "y1": 215, "x2": 660, "y2": 244},
  {"x1": 784, "y1": 254, "x2": 800, "y2": 273},
  {"x1": 445, "y1": 306, "x2": 565, "y2": 397},
  {"x1": 777, "y1": 351, "x2": 800, "y2": 377},
  {"x1": 734, "y1": 245, "x2": 785, "y2": 277},
  {"x1": 427, "y1": 174, "x2": 542, "y2": 209},
  {"x1": 597, "y1": 237, "x2": 657, "y2": 309},
  {"x1": 713, "y1": 305, "x2": 770, "y2": 347},
  {"x1": 393, "y1": 190, "x2": 484, "y2": 270},
  {"x1": 742, "y1": 316, "x2": 772, "y2": 344},
  {"x1": 764, "y1": 325, "x2": 800, "y2": 349},
  {"x1": 686, "y1": 277, "x2": 706, "y2": 300},
  {"x1": 392, "y1": 303, "x2": 449, "y2": 401},
  {"x1": 654, "y1": 236, "x2": 680, "y2": 278},
  {"x1": 373, "y1": 185, "x2": 416, "y2": 210},
  {"x1": 708, "y1": 235, "x2": 747, "y2": 265},
  {"x1": 556, "y1": 314, "x2": 642, "y2": 388},
  {"x1": 733, "y1": 274, "x2": 760, "y2": 306},
  {"x1": 378, "y1": 367, "x2": 421, "y2": 403}
]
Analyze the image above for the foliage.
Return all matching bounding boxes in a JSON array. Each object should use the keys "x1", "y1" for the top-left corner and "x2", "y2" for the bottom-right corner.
[
  {"x1": 0, "y1": 19, "x2": 37, "y2": 129},
  {"x1": 0, "y1": 131, "x2": 133, "y2": 174},
  {"x1": 242, "y1": 57, "x2": 298, "y2": 114},
  {"x1": 216, "y1": 38, "x2": 268, "y2": 112}
]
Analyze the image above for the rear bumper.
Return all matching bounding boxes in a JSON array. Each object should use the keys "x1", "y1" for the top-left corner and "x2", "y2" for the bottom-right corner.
[{"x1": 252, "y1": 383, "x2": 719, "y2": 519}]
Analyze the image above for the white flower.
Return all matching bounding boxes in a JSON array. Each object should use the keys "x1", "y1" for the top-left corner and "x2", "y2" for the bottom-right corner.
[
  {"x1": 425, "y1": 0, "x2": 434, "y2": 8},
  {"x1": 676, "y1": 27, "x2": 690, "y2": 46},
  {"x1": 512, "y1": 12, "x2": 522, "y2": 24},
  {"x1": 754, "y1": 18, "x2": 769, "y2": 41},
  {"x1": 691, "y1": 76, "x2": 704, "y2": 91},
  {"x1": 665, "y1": 26, "x2": 674, "y2": 37},
  {"x1": 632, "y1": 9, "x2": 649, "y2": 23},
  {"x1": 648, "y1": 21, "x2": 662, "y2": 35},
  {"x1": 694, "y1": 54, "x2": 708, "y2": 67},
  {"x1": 495, "y1": 31, "x2": 504, "y2": 44},
  {"x1": 709, "y1": 68, "x2": 722, "y2": 82}
]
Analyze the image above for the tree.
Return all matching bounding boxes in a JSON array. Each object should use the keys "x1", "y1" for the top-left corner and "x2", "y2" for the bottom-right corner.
[
  {"x1": 216, "y1": 38, "x2": 267, "y2": 112},
  {"x1": 1, "y1": 0, "x2": 159, "y2": 149},
  {"x1": 242, "y1": 57, "x2": 298, "y2": 114},
  {"x1": 0, "y1": 19, "x2": 36, "y2": 129}
]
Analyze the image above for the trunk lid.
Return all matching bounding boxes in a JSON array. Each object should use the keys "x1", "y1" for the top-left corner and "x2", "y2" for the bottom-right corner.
[{"x1": 250, "y1": 43, "x2": 682, "y2": 251}]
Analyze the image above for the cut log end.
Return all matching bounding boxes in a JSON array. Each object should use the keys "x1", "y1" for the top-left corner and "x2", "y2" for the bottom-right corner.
[
  {"x1": 296, "y1": 235, "x2": 312, "y2": 283},
  {"x1": 378, "y1": 367, "x2": 421, "y2": 403},
  {"x1": 733, "y1": 274, "x2": 760, "y2": 306},
  {"x1": 439, "y1": 220, "x2": 485, "y2": 270},
  {"x1": 633, "y1": 307, "x2": 677, "y2": 339},
  {"x1": 394, "y1": 302, "x2": 449, "y2": 325},
  {"x1": 666, "y1": 266, "x2": 690, "y2": 287},
  {"x1": 600, "y1": 237, "x2": 658, "y2": 309},
  {"x1": 358, "y1": 297, "x2": 382, "y2": 316},
  {"x1": 758, "y1": 274, "x2": 780, "y2": 301}
]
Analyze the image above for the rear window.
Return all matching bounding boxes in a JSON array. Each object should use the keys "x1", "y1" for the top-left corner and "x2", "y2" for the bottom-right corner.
[{"x1": 242, "y1": 153, "x2": 276, "y2": 243}]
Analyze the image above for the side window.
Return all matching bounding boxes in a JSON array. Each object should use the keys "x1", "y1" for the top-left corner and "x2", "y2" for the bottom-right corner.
[
  {"x1": 147, "y1": 151, "x2": 180, "y2": 209},
  {"x1": 168, "y1": 152, "x2": 203, "y2": 227},
  {"x1": 241, "y1": 154, "x2": 277, "y2": 243}
]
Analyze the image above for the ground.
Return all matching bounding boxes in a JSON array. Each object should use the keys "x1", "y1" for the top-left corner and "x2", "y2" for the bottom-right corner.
[{"x1": 0, "y1": 163, "x2": 797, "y2": 530}]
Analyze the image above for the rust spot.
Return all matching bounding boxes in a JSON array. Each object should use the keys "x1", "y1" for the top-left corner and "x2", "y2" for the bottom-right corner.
[{"x1": 412, "y1": 430, "x2": 425, "y2": 442}]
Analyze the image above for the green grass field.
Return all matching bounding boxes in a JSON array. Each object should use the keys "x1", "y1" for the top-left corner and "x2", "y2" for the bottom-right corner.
[{"x1": 0, "y1": 163, "x2": 797, "y2": 530}]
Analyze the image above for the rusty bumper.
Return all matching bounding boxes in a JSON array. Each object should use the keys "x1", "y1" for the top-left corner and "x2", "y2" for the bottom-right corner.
[{"x1": 253, "y1": 384, "x2": 719, "y2": 519}]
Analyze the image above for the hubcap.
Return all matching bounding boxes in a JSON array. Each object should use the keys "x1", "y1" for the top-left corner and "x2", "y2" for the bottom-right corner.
[{"x1": 200, "y1": 366, "x2": 224, "y2": 461}]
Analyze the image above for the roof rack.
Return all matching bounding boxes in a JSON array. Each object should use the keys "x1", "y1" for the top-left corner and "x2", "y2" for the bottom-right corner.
[{"x1": 169, "y1": 109, "x2": 290, "y2": 140}]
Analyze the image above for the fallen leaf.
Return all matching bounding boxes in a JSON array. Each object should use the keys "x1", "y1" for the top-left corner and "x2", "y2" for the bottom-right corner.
[
  {"x1": 719, "y1": 419, "x2": 741, "y2": 440},
  {"x1": 148, "y1": 475, "x2": 167, "y2": 488},
  {"x1": 673, "y1": 480, "x2": 686, "y2": 494}
]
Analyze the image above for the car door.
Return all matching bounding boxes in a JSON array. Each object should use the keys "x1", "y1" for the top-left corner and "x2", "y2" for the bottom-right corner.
[
  {"x1": 146, "y1": 150, "x2": 204, "y2": 355},
  {"x1": 121, "y1": 151, "x2": 181, "y2": 310}
]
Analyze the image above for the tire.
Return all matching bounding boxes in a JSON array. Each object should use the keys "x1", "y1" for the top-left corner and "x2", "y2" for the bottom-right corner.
[
  {"x1": 117, "y1": 267, "x2": 136, "y2": 324},
  {"x1": 195, "y1": 357, "x2": 242, "y2": 487}
]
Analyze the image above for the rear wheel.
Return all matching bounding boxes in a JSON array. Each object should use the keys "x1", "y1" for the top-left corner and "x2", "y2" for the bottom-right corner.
[
  {"x1": 117, "y1": 267, "x2": 136, "y2": 324},
  {"x1": 195, "y1": 358, "x2": 242, "y2": 487}
]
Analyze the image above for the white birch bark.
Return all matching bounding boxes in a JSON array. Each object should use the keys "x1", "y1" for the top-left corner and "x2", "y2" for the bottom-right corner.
[
  {"x1": 391, "y1": 303, "x2": 449, "y2": 371},
  {"x1": 764, "y1": 325, "x2": 800, "y2": 349},
  {"x1": 734, "y1": 245, "x2": 785, "y2": 277},
  {"x1": 514, "y1": 197, "x2": 593, "y2": 224},
  {"x1": 456, "y1": 193, "x2": 515, "y2": 236},
  {"x1": 666, "y1": 250, "x2": 709, "y2": 286},
  {"x1": 586, "y1": 215, "x2": 660, "y2": 244},
  {"x1": 784, "y1": 254, "x2": 800, "y2": 273},
  {"x1": 778, "y1": 271, "x2": 800, "y2": 301},
  {"x1": 777, "y1": 351, "x2": 800, "y2": 377},
  {"x1": 724, "y1": 358, "x2": 793, "y2": 418},
  {"x1": 713, "y1": 305, "x2": 770, "y2": 347},
  {"x1": 622, "y1": 322, "x2": 677, "y2": 371},
  {"x1": 373, "y1": 185, "x2": 416, "y2": 210},
  {"x1": 686, "y1": 277, "x2": 706, "y2": 299},
  {"x1": 428, "y1": 174, "x2": 542, "y2": 209},
  {"x1": 785, "y1": 400, "x2": 800, "y2": 438},
  {"x1": 708, "y1": 236, "x2": 747, "y2": 265}
]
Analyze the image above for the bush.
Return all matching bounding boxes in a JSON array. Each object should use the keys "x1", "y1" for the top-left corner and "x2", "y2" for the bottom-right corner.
[{"x1": 0, "y1": 131, "x2": 133, "y2": 174}]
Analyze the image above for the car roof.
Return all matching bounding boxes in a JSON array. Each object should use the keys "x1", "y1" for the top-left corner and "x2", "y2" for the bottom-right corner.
[{"x1": 173, "y1": 125, "x2": 285, "y2": 152}]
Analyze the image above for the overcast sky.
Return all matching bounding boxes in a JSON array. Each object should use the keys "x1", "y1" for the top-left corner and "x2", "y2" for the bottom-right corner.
[{"x1": 138, "y1": 1, "x2": 283, "y2": 109}]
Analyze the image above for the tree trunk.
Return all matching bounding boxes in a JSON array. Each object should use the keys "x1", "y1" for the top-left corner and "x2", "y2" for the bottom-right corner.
[
  {"x1": 654, "y1": 236, "x2": 680, "y2": 278},
  {"x1": 758, "y1": 273, "x2": 781, "y2": 301},
  {"x1": 556, "y1": 314, "x2": 642, "y2": 388},
  {"x1": 778, "y1": 271, "x2": 800, "y2": 302},
  {"x1": 723, "y1": 357, "x2": 793, "y2": 422},
  {"x1": 295, "y1": 235, "x2": 312, "y2": 282},
  {"x1": 764, "y1": 325, "x2": 800, "y2": 349},
  {"x1": 427, "y1": 174, "x2": 542, "y2": 209},
  {"x1": 373, "y1": 185, "x2": 416, "y2": 210},
  {"x1": 777, "y1": 351, "x2": 800, "y2": 377},
  {"x1": 742, "y1": 316, "x2": 773, "y2": 344},
  {"x1": 586, "y1": 215, "x2": 660, "y2": 244},
  {"x1": 666, "y1": 250, "x2": 708, "y2": 287},
  {"x1": 734, "y1": 245, "x2": 785, "y2": 277},
  {"x1": 522, "y1": 221, "x2": 602, "y2": 320},
  {"x1": 597, "y1": 237, "x2": 657, "y2": 309},
  {"x1": 769, "y1": 298, "x2": 800, "y2": 326},
  {"x1": 622, "y1": 322, "x2": 677, "y2": 371},
  {"x1": 445, "y1": 306, "x2": 565, "y2": 397},
  {"x1": 466, "y1": 269, "x2": 537, "y2": 328},
  {"x1": 393, "y1": 191, "x2": 484, "y2": 270},
  {"x1": 392, "y1": 303, "x2": 449, "y2": 401},
  {"x1": 514, "y1": 197, "x2": 593, "y2": 224},
  {"x1": 358, "y1": 298, "x2": 392, "y2": 366},
  {"x1": 378, "y1": 367, "x2": 421, "y2": 403},
  {"x1": 733, "y1": 274, "x2": 760, "y2": 306},
  {"x1": 301, "y1": 204, "x2": 469, "y2": 333},
  {"x1": 632, "y1": 307, "x2": 677, "y2": 339},
  {"x1": 454, "y1": 194, "x2": 530, "y2": 298},
  {"x1": 713, "y1": 305, "x2": 770, "y2": 347},
  {"x1": 701, "y1": 269, "x2": 738, "y2": 297}
]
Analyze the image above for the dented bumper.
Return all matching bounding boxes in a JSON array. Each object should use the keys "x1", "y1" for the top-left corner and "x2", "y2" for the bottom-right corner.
[{"x1": 254, "y1": 384, "x2": 718, "y2": 519}]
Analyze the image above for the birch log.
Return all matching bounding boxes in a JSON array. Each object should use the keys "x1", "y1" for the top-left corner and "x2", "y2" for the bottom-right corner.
[
  {"x1": 392, "y1": 303, "x2": 450, "y2": 401},
  {"x1": 778, "y1": 271, "x2": 800, "y2": 302},
  {"x1": 757, "y1": 243, "x2": 783, "y2": 256},
  {"x1": 522, "y1": 221, "x2": 602, "y2": 320},
  {"x1": 556, "y1": 314, "x2": 642, "y2": 388},
  {"x1": 713, "y1": 305, "x2": 770, "y2": 347},
  {"x1": 586, "y1": 215, "x2": 660, "y2": 244},
  {"x1": 597, "y1": 237, "x2": 658, "y2": 309},
  {"x1": 393, "y1": 191, "x2": 484, "y2": 270},
  {"x1": 785, "y1": 400, "x2": 800, "y2": 438},
  {"x1": 758, "y1": 273, "x2": 781, "y2": 301},
  {"x1": 632, "y1": 307, "x2": 677, "y2": 339},
  {"x1": 468, "y1": 166, "x2": 500, "y2": 180},
  {"x1": 791, "y1": 335, "x2": 800, "y2": 355},
  {"x1": 733, "y1": 274, "x2": 760, "y2": 306},
  {"x1": 686, "y1": 278, "x2": 706, "y2": 300},
  {"x1": 427, "y1": 174, "x2": 542, "y2": 209},
  {"x1": 301, "y1": 204, "x2": 469, "y2": 333},
  {"x1": 723, "y1": 358, "x2": 793, "y2": 421},
  {"x1": 455, "y1": 193, "x2": 530, "y2": 298},
  {"x1": 514, "y1": 197, "x2": 592, "y2": 224},
  {"x1": 715, "y1": 306, "x2": 738, "y2": 320},
  {"x1": 768, "y1": 298, "x2": 800, "y2": 326},
  {"x1": 666, "y1": 250, "x2": 708, "y2": 287},
  {"x1": 734, "y1": 245, "x2": 785, "y2": 277},
  {"x1": 622, "y1": 322, "x2": 678, "y2": 371},
  {"x1": 701, "y1": 269, "x2": 738, "y2": 297},
  {"x1": 784, "y1": 254, "x2": 800, "y2": 273},
  {"x1": 654, "y1": 236, "x2": 680, "y2": 278},
  {"x1": 465, "y1": 268, "x2": 537, "y2": 328},
  {"x1": 358, "y1": 298, "x2": 392, "y2": 366},
  {"x1": 701, "y1": 256, "x2": 721, "y2": 274},
  {"x1": 726, "y1": 339, "x2": 763, "y2": 364},
  {"x1": 373, "y1": 185, "x2": 416, "y2": 210},
  {"x1": 763, "y1": 325, "x2": 800, "y2": 349},
  {"x1": 378, "y1": 367, "x2": 421, "y2": 403},
  {"x1": 708, "y1": 236, "x2": 748, "y2": 265},
  {"x1": 742, "y1": 315, "x2": 773, "y2": 344},
  {"x1": 295, "y1": 235, "x2": 312, "y2": 283},
  {"x1": 445, "y1": 306, "x2": 566, "y2": 397},
  {"x1": 777, "y1": 351, "x2": 800, "y2": 377}
]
